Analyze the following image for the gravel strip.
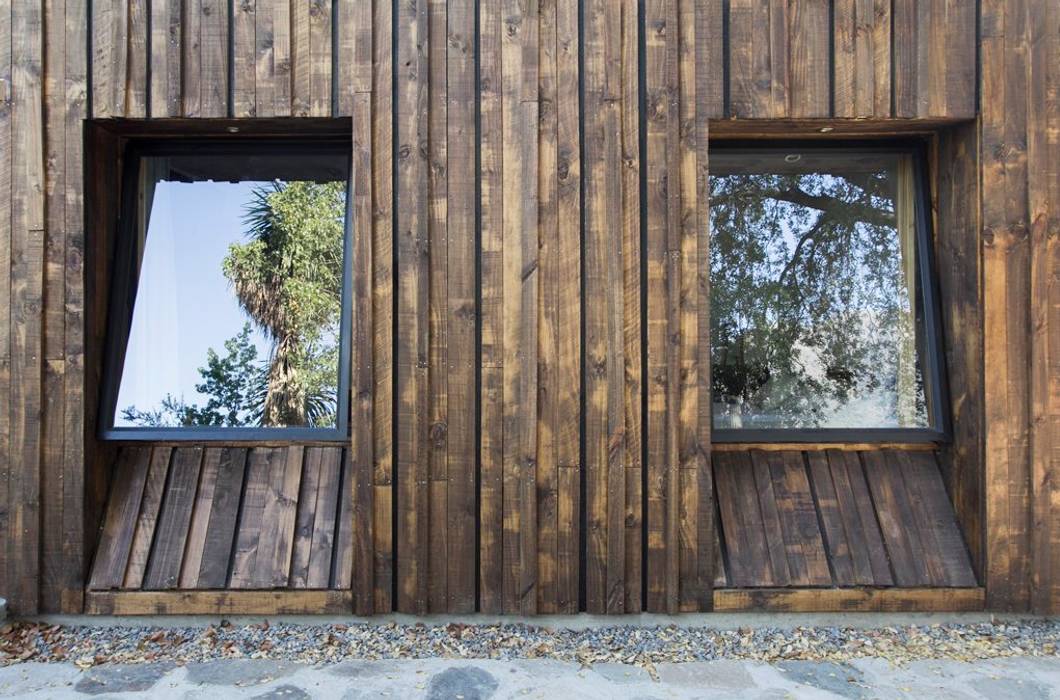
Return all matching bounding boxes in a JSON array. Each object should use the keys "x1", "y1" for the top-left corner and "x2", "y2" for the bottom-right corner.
[{"x1": 1, "y1": 619, "x2": 1057, "y2": 670}]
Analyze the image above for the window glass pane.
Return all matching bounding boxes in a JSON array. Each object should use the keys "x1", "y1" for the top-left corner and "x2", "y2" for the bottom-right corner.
[
  {"x1": 709, "y1": 151, "x2": 931, "y2": 430},
  {"x1": 114, "y1": 152, "x2": 349, "y2": 429}
]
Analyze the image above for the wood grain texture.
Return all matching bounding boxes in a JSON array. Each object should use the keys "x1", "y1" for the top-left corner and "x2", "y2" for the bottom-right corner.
[
  {"x1": 644, "y1": 0, "x2": 711, "y2": 613},
  {"x1": 12, "y1": 0, "x2": 1060, "y2": 618}
]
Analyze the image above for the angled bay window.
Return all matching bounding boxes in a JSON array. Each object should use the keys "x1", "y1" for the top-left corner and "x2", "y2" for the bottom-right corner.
[
  {"x1": 709, "y1": 146, "x2": 946, "y2": 441},
  {"x1": 102, "y1": 142, "x2": 352, "y2": 439}
]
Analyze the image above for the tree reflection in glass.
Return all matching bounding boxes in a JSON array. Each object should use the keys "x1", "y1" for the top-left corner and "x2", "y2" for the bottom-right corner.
[
  {"x1": 709, "y1": 151, "x2": 929, "y2": 430},
  {"x1": 115, "y1": 153, "x2": 348, "y2": 429}
]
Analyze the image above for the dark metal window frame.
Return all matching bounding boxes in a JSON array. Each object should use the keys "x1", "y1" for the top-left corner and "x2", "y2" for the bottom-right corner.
[
  {"x1": 99, "y1": 138, "x2": 354, "y2": 442},
  {"x1": 708, "y1": 140, "x2": 951, "y2": 444}
]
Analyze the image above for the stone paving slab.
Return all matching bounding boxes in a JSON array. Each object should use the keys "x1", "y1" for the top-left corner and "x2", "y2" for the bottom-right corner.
[{"x1": 0, "y1": 657, "x2": 1057, "y2": 699}]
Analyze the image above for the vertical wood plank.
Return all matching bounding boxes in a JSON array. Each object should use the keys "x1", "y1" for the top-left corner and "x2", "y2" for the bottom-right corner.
[
  {"x1": 196, "y1": 448, "x2": 247, "y2": 589},
  {"x1": 536, "y1": 0, "x2": 559, "y2": 616},
  {"x1": 61, "y1": 0, "x2": 88, "y2": 611},
  {"x1": 230, "y1": 448, "x2": 272, "y2": 588},
  {"x1": 347, "y1": 0, "x2": 375, "y2": 610},
  {"x1": 833, "y1": 0, "x2": 890, "y2": 117},
  {"x1": 124, "y1": 447, "x2": 172, "y2": 589},
  {"x1": 1028, "y1": 0, "x2": 1060, "y2": 614},
  {"x1": 255, "y1": 0, "x2": 292, "y2": 117},
  {"x1": 178, "y1": 448, "x2": 221, "y2": 588},
  {"x1": 446, "y1": 0, "x2": 477, "y2": 614},
  {"x1": 199, "y1": 0, "x2": 229, "y2": 116},
  {"x1": 8, "y1": 0, "x2": 44, "y2": 612},
  {"x1": 478, "y1": 0, "x2": 503, "y2": 614},
  {"x1": 150, "y1": 0, "x2": 183, "y2": 117},
  {"x1": 500, "y1": 0, "x2": 539, "y2": 616},
  {"x1": 0, "y1": 0, "x2": 12, "y2": 610},
  {"x1": 583, "y1": 0, "x2": 630, "y2": 615},
  {"x1": 936, "y1": 124, "x2": 983, "y2": 578},
  {"x1": 87, "y1": 447, "x2": 150, "y2": 590},
  {"x1": 645, "y1": 0, "x2": 710, "y2": 613},
  {"x1": 143, "y1": 447, "x2": 203, "y2": 590},
  {"x1": 90, "y1": 0, "x2": 127, "y2": 117},
  {"x1": 426, "y1": 0, "x2": 448, "y2": 614},
  {"x1": 252, "y1": 446, "x2": 303, "y2": 588},
  {"x1": 306, "y1": 448, "x2": 342, "y2": 589},
  {"x1": 982, "y1": 0, "x2": 1032, "y2": 611},
  {"x1": 371, "y1": 0, "x2": 395, "y2": 613},
  {"x1": 788, "y1": 0, "x2": 829, "y2": 117},
  {"x1": 40, "y1": 0, "x2": 68, "y2": 611},
  {"x1": 395, "y1": 0, "x2": 430, "y2": 614},
  {"x1": 554, "y1": 0, "x2": 581, "y2": 615},
  {"x1": 231, "y1": 0, "x2": 257, "y2": 117}
]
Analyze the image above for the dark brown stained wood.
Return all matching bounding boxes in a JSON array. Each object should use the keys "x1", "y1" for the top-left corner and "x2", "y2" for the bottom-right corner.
[
  {"x1": 645, "y1": 0, "x2": 711, "y2": 613},
  {"x1": 833, "y1": 0, "x2": 890, "y2": 117},
  {"x1": 826, "y1": 450, "x2": 892, "y2": 586},
  {"x1": 536, "y1": 0, "x2": 559, "y2": 616},
  {"x1": 88, "y1": 447, "x2": 151, "y2": 590},
  {"x1": 346, "y1": 0, "x2": 374, "y2": 614},
  {"x1": 196, "y1": 448, "x2": 248, "y2": 589},
  {"x1": 728, "y1": 0, "x2": 788, "y2": 119},
  {"x1": 288, "y1": 456, "x2": 320, "y2": 589},
  {"x1": 305, "y1": 448, "x2": 342, "y2": 588},
  {"x1": 700, "y1": 0, "x2": 725, "y2": 117},
  {"x1": 862, "y1": 449, "x2": 930, "y2": 586},
  {"x1": 935, "y1": 123, "x2": 983, "y2": 577},
  {"x1": 230, "y1": 448, "x2": 273, "y2": 588},
  {"x1": 254, "y1": 0, "x2": 293, "y2": 118},
  {"x1": 85, "y1": 590, "x2": 354, "y2": 615},
  {"x1": 583, "y1": 0, "x2": 637, "y2": 615},
  {"x1": 644, "y1": 0, "x2": 678, "y2": 615},
  {"x1": 500, "y1": 0, "x2": 539, "y2": 617},
  {"x1": 123, "y1": 447, "x2": 172, "y2": 588},
  {"x1": 62, "y1": 151, "x2": 88, "y2": 614},
  {"x1": 426, "y1": 0, "x2": 449, "y2": 615},
  {"x1": 178, "y1": 448, "x2": 220, "y2": 588},
  {"x1": 90, "y1": 0, "x2": 128, "y2": 117},
  {"x1": 395, "y1": 0, "x2": 430, "y2": 615},
  {"x1": 0, "y1": 0, "x2": 12, "y2": 609},
  {"x1": 1028, "y1": 0, "x2": 1059, "y2": 615},
  {"x1": 621, "y1": 0, "x2": 643, "y2": 614},
  {"x1": 331, "y1": 446, "x2": 356, "y2": 590},
  {"x1": 199, "y1": 0, "x2": 229, "y2": 117},
  {"x1": 143, "y1": 448, "x2": 203, "y2": 590},
  {"x1": 982, "y1": 0, "x2": 1032, "y2": 611},
  {"x1": 478, "y1": 0, "x2": 503, "y2": 615},
  {"x1": 715, "y1": 452, "x2": 771, "y2": 587},
  {"x1": 8, "y1": 0, "x2": 45, "y2": 614},
  {"x1": 788, "y1": 0, "x2": 829, "y2": 117},
  {"x1": 289, "y1": 448, "x2": 335, "y2": 588},
  {"x1": 713, "y1": 449, "x2": 973, "y2": 590},
  {"x1": 150, "y1": 0, "x2": 182, "y2": 117},
  {"x1": 251, "y1": 446, "x2": 303, "y2": 588},
  {"x1": 182, "y1": 0, "x2": 203, "y2": 117},
  {"x1": 900, "y1": 451, "x2": 977, "y2": 587},
  {"x1": 370, "y1": 0, "x2": 395, "y2": 614},
  {"x1": 446, "y1": 0, "x2": 477, "y2": 614},
  {"x1": 289, "y1": 0, "x2": 332, "y2": 116},
  {"x1": 768, "y1": 451, "x2": 831, "y2": 586},
  {"x1": 714, "y1": 587, "x2": 986, "y2": 612},
  {"x1": 231, "y1": 0, "x2": 256, "y2": 117},
  {"x1": 894, "y1": 0, "x2": 975, "y2": 119},
  {"x1": 806, "y1": 452, "x2": 855, "y2": 585},
  {"x1": 40, "y1": 0, "x2": 70, "y2": 611},
  {"x1": 749, "y1": 451, "x2": 791, "y2": 587}
]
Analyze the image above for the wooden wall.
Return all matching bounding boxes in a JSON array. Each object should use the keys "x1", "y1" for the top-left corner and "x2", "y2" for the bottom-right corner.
[{"x1": 0, "y1": 0, "x2": 1056, "y2": 617}]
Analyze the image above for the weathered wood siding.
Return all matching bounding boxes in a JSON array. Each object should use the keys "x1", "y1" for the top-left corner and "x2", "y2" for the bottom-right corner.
[{"x1": 0, "y1": 0, "x2": 1057, "y2": 617}]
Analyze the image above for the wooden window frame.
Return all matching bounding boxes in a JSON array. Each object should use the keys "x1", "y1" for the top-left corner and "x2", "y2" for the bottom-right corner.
[
  {"x1": 709, "y1": 141, "x2": 950, "y2": 445},
  {"x1": 98, "y1": 138, "x2": 355, "y2": 443}
]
